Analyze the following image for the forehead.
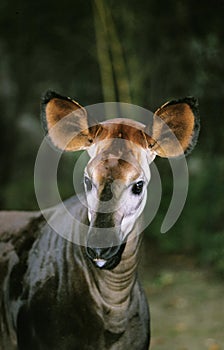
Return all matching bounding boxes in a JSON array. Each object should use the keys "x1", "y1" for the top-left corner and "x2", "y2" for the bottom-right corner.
[
  {"x1": 89, "y1": 158, "x2": 141, "y2": 185},
  {"x1": 87, "y1": 138, "x2": 144, "y2": 185},
  {"x1": 86, "y1": 118, "x2": 154, "y2": 184},
  {"x1": 100, "y1": 118, "x2": 148, "y2": 148}
]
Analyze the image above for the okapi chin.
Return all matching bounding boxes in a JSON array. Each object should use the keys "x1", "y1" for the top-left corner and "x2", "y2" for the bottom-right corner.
[{"x1": 0, "y1": 91, "x2": 199, "y2": 350}]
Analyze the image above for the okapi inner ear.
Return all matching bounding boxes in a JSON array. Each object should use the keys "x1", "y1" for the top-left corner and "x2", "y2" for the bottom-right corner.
[
  {"x1": 41, "y1": 91, "x2": 101, "y2": 151},
  {"x1": 145, "y1": 97, "x2": 200, "y2": 158}
]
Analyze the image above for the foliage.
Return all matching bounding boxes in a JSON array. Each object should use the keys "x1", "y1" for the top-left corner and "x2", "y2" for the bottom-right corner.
[{"x1": 146, "y1": 155, "x2": 224, "y2": 276}]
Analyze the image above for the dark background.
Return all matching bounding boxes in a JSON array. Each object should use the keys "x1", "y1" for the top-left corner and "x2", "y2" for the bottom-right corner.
[{"x1": 0, "y1": 0, "x2": 224, "y2": 275}]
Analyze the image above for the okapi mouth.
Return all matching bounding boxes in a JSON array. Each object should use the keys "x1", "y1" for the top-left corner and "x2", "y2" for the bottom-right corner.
[
  {"x1": 86, "y1": 241, "x2": 126, "y2": 270},
  {"x1": 86, "y1": 221, "x2": 126, "y2": 270},
  {"x1": 86, "y1": 211, "x2": 126, "y2": 270}
]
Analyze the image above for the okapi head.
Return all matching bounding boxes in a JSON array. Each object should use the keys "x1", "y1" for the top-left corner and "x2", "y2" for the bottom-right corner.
[{"x1": 41, "y1": 91, "x2": 200, "y2": 270}]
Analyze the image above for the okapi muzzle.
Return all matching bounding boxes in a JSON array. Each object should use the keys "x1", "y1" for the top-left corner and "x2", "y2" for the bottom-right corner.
[
  {"x1": 86, "y1": 224, "x2": 126, "y2": 269},
  {"x1": 86, "y1": 181, "x2": 126, "y2": 269},
  {"x1": 85, "y1": 156, "x2": 142, "y2": 269},
  {"x1": 0, "y1": 91, "x2": 200, "y2": 350}
]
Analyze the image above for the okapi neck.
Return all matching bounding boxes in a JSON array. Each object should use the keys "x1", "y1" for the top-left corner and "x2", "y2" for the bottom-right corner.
[{"x1": 87, "y1": 232, "x2": 142, "y2": 333}]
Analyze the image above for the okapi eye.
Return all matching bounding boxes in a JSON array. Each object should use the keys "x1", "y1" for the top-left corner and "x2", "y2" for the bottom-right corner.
[
  {"x1": 84, "y1": 177, "x2": 92, "y2": 191},
  {"x1": 132, "y1": 181, "x2": 144, "y2": 195}
]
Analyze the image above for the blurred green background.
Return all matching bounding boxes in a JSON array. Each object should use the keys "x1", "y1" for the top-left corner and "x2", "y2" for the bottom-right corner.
[{"x1": 0, "y1": 0, "x2": 224, "y2": 278}]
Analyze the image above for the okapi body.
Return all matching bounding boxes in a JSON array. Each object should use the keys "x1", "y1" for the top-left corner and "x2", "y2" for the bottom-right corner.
[{"x1": 0, "y1": 92, "x2": 199, "y2": 350}]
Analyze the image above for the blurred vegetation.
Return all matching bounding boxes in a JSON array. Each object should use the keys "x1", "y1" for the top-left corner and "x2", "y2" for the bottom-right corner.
[{"x1": 0, "y1": 0, "x2": 224, "y2": 275}]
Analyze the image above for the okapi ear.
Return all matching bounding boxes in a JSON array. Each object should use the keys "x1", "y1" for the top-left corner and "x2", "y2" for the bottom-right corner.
[
  {"x1": 145, "y1": 97, "x2": 200, "y2": 158},
  {"x1": 41, "y1": 90, "x2": 102, "y2": 151}
]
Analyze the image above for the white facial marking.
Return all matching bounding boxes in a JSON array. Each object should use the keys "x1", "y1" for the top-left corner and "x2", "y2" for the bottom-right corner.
[
  {"x1": 120, "y1": 192, "x2": 147, "y2": 239},
  {"x1": 117, "y1": 150, "x2": 156, "y2": 238}
]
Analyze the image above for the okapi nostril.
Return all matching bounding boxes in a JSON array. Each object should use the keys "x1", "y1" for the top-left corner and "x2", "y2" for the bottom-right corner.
[{"x1": 100, "y1": 182, "x2": 113, "y2": 201}]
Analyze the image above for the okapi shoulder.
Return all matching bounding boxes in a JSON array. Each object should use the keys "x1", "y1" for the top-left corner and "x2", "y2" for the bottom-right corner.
[
  {"x1": 0, "y1": 211, "x2": 44, "y2": 278},
  {"x1": 0, "y1": 212, "x2": 44, "y2": 299},
  {"x1": 0, "y1": 211, "x2": 41, "y2": 237},
  {"x1": 0, "y1": 212, "x2": 44, "y2": 264}
]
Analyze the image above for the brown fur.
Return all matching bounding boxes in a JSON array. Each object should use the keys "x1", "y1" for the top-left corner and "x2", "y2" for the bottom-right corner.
[
  {"x1": 42, "y1": 92, "x2": 199, "y2": 158},
  {"x1": 87, "y1": 142, "x2": 142, "y2": 187},
  {"x1": 46, "y1": 98, "x2": 96, "y2": 150},
  {"x1": 96, "y1": 120, "x2": 152, "y2": 149},
  {"x1": 151, "y1": 103, "x2": 195, "y2": 157}
]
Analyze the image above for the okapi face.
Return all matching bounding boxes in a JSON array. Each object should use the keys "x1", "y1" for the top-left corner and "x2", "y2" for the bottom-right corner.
[
  {"x1": 41, "y1": 91, "x2": 200, "y2": 270},
  {"x1": 84, "y1": 135, "x2": 155, "y2": 269}
]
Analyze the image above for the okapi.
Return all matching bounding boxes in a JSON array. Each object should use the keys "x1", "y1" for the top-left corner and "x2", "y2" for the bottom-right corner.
[{"x1": 0, "y1": 91, "x2": 199, "y2": 350}]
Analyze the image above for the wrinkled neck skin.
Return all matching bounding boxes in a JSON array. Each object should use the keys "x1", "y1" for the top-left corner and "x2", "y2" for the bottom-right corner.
[
  {"x1": 93, "y1": 230, "x2": 141, "y2": 305},
  {"x1": 81, "y1": 220, "x2": 143, "y2": 333}
]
